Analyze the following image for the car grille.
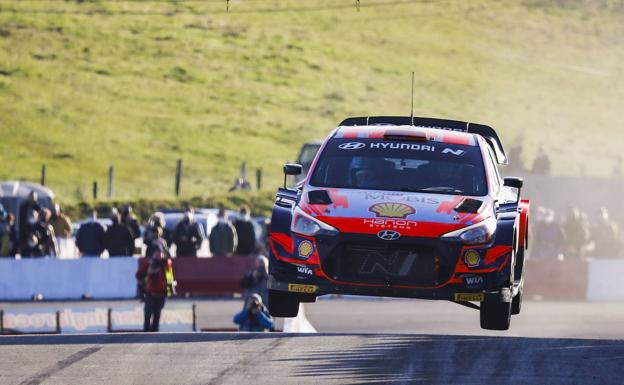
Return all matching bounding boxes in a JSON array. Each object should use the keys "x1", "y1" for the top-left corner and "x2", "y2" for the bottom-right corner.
[{"x1": 321, "y1": 240, "x2": 457, "y2": 286}]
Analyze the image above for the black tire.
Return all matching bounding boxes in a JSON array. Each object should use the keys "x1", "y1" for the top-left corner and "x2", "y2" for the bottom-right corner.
[
  {"x1": 511, "y1": 283, "x2": 523, "y2": 315},
  {"x1": 480, "y1": 300, "x2": 512, "y2": 330},
  {"x1": 268, "y1": 290, "x2": 300, "y2": 317}
]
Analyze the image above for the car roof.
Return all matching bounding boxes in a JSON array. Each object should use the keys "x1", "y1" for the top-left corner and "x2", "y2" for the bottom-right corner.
[{"x1": 332, "y1": 125, "x2": 478, "y2": 146}]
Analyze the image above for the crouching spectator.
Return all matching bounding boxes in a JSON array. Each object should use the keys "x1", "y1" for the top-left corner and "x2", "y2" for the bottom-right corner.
[
  {"x1": 233, "y1": 293, "x2": 274, "y2": 332},
  {"x1": 136, "y1": 247, "x2": 175, "y2": 332}
]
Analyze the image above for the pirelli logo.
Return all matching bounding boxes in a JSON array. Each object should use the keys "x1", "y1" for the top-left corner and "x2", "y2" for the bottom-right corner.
[
  {"x1": 454, "y1": 293, "x2": 484, "y2": 302},
  {"x1": 288, "y1": 284, "x2": 318, "y2": 294}
]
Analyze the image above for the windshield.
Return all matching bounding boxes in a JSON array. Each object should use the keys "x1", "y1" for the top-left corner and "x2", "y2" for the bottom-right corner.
[{"x1": 309, "y1": 138, "x2": 488, "y2": 196}]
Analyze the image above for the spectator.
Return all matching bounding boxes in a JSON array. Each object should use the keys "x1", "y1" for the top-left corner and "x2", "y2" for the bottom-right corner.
[
  {"x1": 233, "y1": 293, "x2": 274, "y2": 332},
  {"x1": 233, "y1": 206, "x2": 256, "y2": 256},
  {"x1": 144, "y1": 213, "x2": 170, "y2": 258},
  {"x1": 240, "y1": 254, "x2": 269, "y2": 305},
  {"x1": 49, "y1": 204, "x2": 72, "y2": 239},
  {"x1": 76, "y1": 209, "x2": 106, "y2": 257},
  {"x1": 122, "y1": 205, "x2": 141, "y2": 240},
  {"x1": 531, "y1": 147, "x2": 551, "y2": 175},
  {"x1": 18, "y1": 191, "x2": 41, "y2": 237},
  {"x1": 172, "y1": 208, "x2": 205, "y2": 257},
  {"x1": 18, "y1": 210, "x2": 56, "y2": 257},
  {"x1": 506, "y1": 141, "x2": 525, "y2": 174},
  {"x1": 209, "y1": 208, "x2": 237, "y2": 257},
  {"x1": 104, "y1": 209, "x2": 135, "y2": 257},
  {"x1": 0, "y1": 204, "x2": 11, "y2": 256},
  {"x1": 562, "y1": 206, "x2": 591, "y2": 259},
  {"x1": 135, "y1": 247, "x2": 175, "y2": 332},
  {"x1": 592, "y1": 207, "x2": 621, "y2": 259},
  {"x1": 6, "y1": 214, "x2": 17, "y2": 256}
]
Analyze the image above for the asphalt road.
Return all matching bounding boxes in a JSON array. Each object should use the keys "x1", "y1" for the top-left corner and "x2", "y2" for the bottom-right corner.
[
  {"x1": 2, "y1": 332, "x2": 624, "y2": 384},
  {"x1": 2, "y1": 299, "x2": 624, "y2": 384}
]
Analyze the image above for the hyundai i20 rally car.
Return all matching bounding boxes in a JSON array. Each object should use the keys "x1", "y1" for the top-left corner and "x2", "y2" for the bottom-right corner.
[{"x1": 268, "y1": 116, "x2": 530, "y2": 330}]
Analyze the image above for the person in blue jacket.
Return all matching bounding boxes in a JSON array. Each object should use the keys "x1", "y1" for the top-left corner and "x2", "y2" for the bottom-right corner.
[{"x1": 233, "y1": 293, "x2": 274, "y2": 332}]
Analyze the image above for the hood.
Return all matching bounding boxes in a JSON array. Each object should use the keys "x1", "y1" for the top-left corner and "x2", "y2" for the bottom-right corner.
[{"x1": 299, "y1": 187, "x2": 494, "y2": 238}]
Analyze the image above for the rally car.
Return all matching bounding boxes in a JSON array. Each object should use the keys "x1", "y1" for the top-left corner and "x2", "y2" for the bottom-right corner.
[{"x1": 268, "y1": 116, "x2": 530, "y2": 330}]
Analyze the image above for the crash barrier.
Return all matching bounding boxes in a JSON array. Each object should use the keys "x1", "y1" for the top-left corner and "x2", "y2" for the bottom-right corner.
[
  {"x1": 0, "y1": 258, "x2": 137, "y2": 301},
  {"x1": 0, "y1": 303, "x2": 195, "y2": 334},
  {"x1": 0, "y1": 255, "x2": 256, "y2": 301},
  {"x1": 172, "y1": 255, "x2": 256, "y2": 297},
  {"x1": 524, "y1": 258, "x2": 624, "y2": 301}
]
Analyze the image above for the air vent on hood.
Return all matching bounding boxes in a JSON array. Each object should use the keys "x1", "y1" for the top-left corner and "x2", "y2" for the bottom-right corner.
[
  {"x1": 455, "y1": 198, "x2": 483, "y2": 213},
  {"x1": 308, "y1": 190, "x2": 333, "y2": 205}
]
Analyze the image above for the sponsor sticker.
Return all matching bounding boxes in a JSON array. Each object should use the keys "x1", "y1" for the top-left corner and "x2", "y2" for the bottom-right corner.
[
  {"x1": 287, "y1": 284, "x2": 318, "y2": 293},
  {"x1": 454, "y1": 293, "x2": 484, "y2": 302},
  {"x1": 363, "y1": 218, "x2": 418, "y2": 230},
  {"x1": 296, "y1": 266, "x2": 313, "y2": 276},
  {"x1": 298, "y1": 240, "x2": 314, "y2": 259},
  {"x1": 338, "y1": 142, "x2": 366, "y2": 150},
  {"x1": 462, "y1": 275, "x2": 485, "y2": 289},
  {"x1": 442, "y1": 148, "x2": 466, "y2": 156},
  {"x1": 364, "y1": 192, "x2": 439, "y2": 205},
  {"x1": 369, "y1": 202, "x2": 416, "y2": 219},
  {"x1": 464, "y1": 249, "x2": 481, "y2": 268}
]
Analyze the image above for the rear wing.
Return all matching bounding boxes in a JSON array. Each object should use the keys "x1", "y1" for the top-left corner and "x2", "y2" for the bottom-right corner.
[{"x1": 339, "y1": 116, "x2": 508, "y2": 165}]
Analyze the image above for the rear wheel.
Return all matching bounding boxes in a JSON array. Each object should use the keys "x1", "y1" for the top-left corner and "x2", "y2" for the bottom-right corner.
[
  {"x1": 480, "y1": 300, "x2": 512, "y2": 330},
  {"x1": 268, "y1": 290, "x2": 300, "y2": 317}
]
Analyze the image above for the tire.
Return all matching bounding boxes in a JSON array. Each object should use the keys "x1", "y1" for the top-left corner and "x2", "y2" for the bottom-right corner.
[
  {"x1": 480, "y1": 300, "x2": 512, "y2": 330},
  {"x1": 268, "y1": 290, "x2": 300, "y2": 317}
]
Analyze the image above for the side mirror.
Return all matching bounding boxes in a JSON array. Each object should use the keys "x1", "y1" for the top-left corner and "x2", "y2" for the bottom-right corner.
[
  {"x1": 503, "y1": 177, "x2": 523, "y2": 189},
  {"x1": 283, "y1": 163, "x2": 303, "y2": 188}
]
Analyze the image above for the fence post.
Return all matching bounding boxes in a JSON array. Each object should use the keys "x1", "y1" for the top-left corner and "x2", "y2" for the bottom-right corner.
[
  {"x1": 0, "y1": 310, "x2": 4, "y2": 335},
  {"x1": 107, "y1": 165, "x2": 114, "y2": 199},
  {"x1": 92, "y1": 181, "x2": 98, "y2": 200},
  {"x1": 175, "y1": 159, "x2": 182, "y2": 197},
  {"x1": 192, "y1": 304, "x2": 196, "y2": 332},
  {"x1": 107, "y1": 308, "x2": 112, "y2": 333},
  {"x1": 256, "y1": 169, "x2": 262, "y2": 190},
  {"x1": 40, "y1": 164, "x2": 46, "y2": 186},
  {"x1": 56, "y1": 311, "x2": 61, "y2": 334}
]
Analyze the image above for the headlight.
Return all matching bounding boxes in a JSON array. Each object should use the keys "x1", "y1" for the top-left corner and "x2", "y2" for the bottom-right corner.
[
  {"x1": 291, "y1": 206, "x2": 338, "y2": 236},
  {"x1": 441, "y1": 216, "x2": 497, "y2": 245}
]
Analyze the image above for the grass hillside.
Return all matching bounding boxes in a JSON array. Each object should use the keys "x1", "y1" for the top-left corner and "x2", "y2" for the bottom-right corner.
[{"x1": 1, "y1": 0, "x2": 623, "y2": 203}]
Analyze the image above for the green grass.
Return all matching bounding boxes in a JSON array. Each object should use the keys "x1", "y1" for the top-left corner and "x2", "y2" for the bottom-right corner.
[{"x1": 1, "y1": 0, "x2": 623, "y2": 204}]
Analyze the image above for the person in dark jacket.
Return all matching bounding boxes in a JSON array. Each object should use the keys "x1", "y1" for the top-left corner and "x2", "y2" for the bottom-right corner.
[
  {"x1": 18, "y1": 191, "x2": 41, "y2": 237},
  {"x1": 233, "y1": 206, "x2": 256, "y2": 256},
  {"x1": 209, "y1": 209, "x2": 237, "y2": 257},
  {"x1": 144, "y1": 213, "x2": 170, "y2": 258},
  {"x1": 104, "y1": 209, "x2": 135, "y2": 257},
  {"x1": 76, "y1": 209, "x2": 106, "y2": 257},
  {"x1": 136, "y1": 247, "x2": 175, "y2": 332},
  {"x1": 233, "y1": 293, "x2": 274, "y2": 332},
  {"x1": 0, "y1": 204, "x2": 11, "y2": 256},
  {"x1": 122, "y1": 205, "x2": 141, "y2": 240},
  {"x1": 18, "y1": 210, "x2": 57, "y2": 257},
  {"x1": 240, "y1": 254, "x2": 269, "y2": 305},
  {"x1": 172, "y1": 208, "x2": 205, "y2": 257}
]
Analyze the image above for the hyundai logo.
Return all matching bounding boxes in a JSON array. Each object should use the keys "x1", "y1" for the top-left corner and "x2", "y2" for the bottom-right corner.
[
  {"x1": 338, "y1": 142, "x2": 366, "y2": 150},
  {"x1": 377, "y1": 230, "x2": 401, "y2": 241}
]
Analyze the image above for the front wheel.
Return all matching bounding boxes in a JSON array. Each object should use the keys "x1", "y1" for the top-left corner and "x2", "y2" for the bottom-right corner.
[
  {"x1": 480, "y1": 300, "x2": 512, "y2": 330},
  {"x1": 268, "y1": 290, "x2": 300, "y2": 317}
]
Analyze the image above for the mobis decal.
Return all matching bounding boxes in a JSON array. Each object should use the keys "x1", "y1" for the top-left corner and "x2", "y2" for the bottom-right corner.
[{"x1": 364, "y1": 192, "x2": 439, "y2": 204}]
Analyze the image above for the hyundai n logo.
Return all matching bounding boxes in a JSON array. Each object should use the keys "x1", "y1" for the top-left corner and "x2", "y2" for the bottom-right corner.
[
  {"x1": 377, "y1": 230, "x2": 401, "y2": 241},
  {"x1": 442, "y1": 148, "x2": 466, "y2": 156},
  {"x1": 338, "y1": 142, "x2": 366, "y2": 150}
]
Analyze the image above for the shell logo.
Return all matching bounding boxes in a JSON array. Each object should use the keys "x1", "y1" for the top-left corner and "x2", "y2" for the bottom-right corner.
[
  {"x1": 369, "y1": 202, "x2": 416, "y2": 219},
  {"x1": 298, "y1": 240, "x2": 314, "y2": 259},
  {"x1": 464, "y1": 250, "x2": 481, "y2": 268}
]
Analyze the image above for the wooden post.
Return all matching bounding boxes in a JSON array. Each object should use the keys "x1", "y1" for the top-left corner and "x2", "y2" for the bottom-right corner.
[
  {"x1": 56, "y1": 311, "x2": 61, "y2": 334},
  {"x1": 175, "y1": 159, "x2": 182, "y2": 197},
  {"x1": 93, "y1": 181, "x2": 98, "y2": 200},
  {"x1": 107, "y1": 308, "x2": 112, "y2": 333},
  {"x1": 0, "y1": 310, "x2": 4, "y2": 335},
  {"x1": 40, "y1": 164, "x2": 46, "y2": 186},
  {"x1": 192, "y1": 304, "x2": 196, "y2": 332},
  {"x1": 107, "y1": 165, "x2": 114, "y2": 199},
  {"x1": 256, "y1": 169, "x2": 262, "y2": 190}
]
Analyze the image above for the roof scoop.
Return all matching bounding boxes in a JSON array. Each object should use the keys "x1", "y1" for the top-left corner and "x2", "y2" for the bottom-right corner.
[{"x1": 383, "y1": 129, "x2": 428, "y2": 142}]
